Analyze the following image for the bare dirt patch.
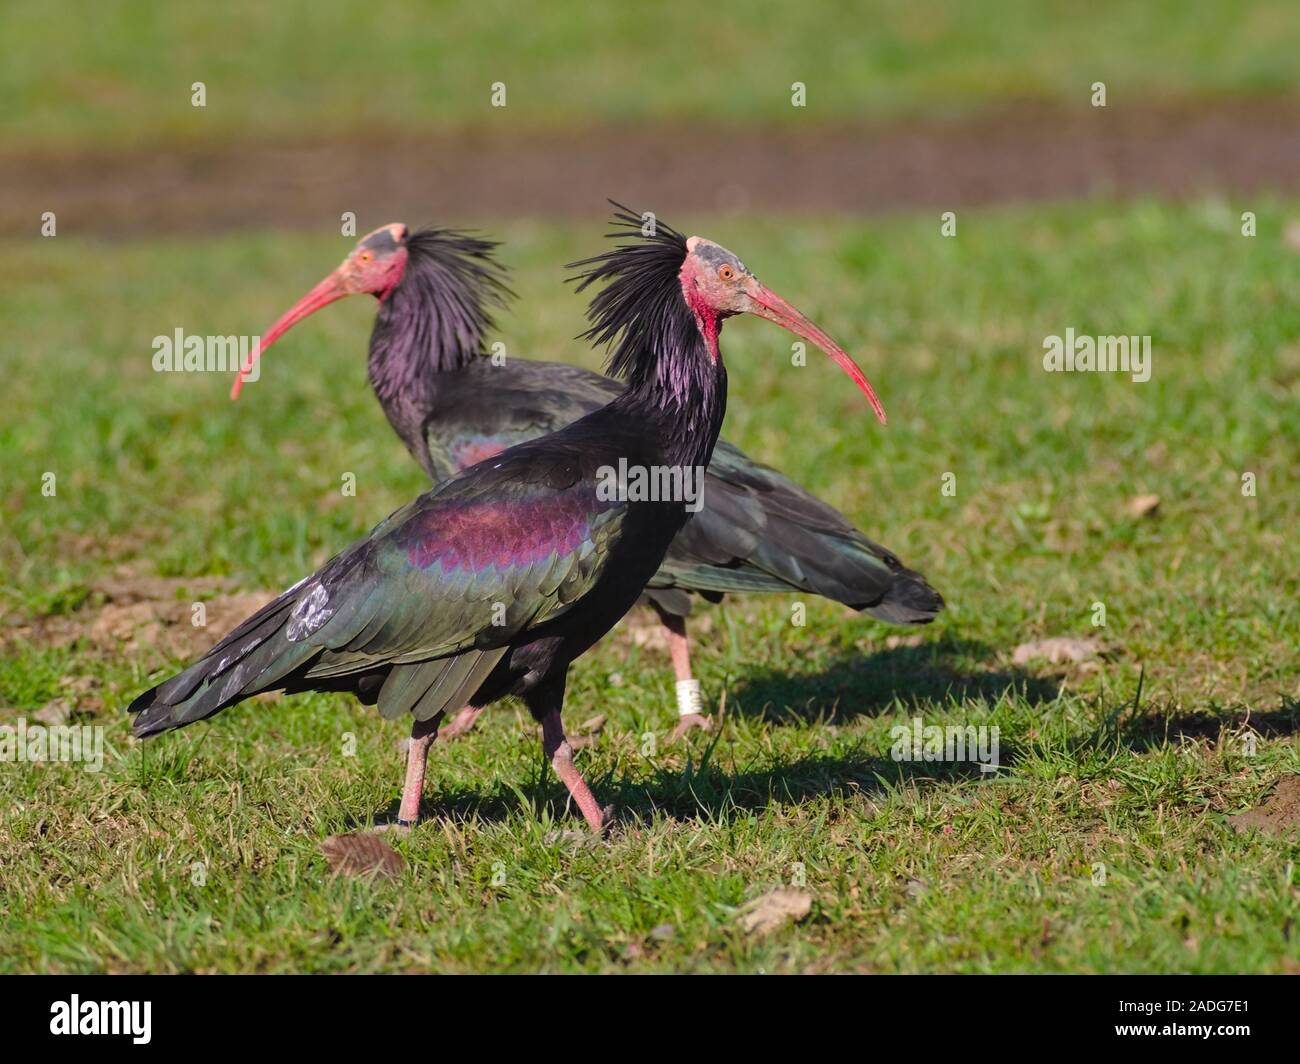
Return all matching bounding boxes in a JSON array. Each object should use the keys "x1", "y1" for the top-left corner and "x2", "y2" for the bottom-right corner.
[
  {"x1": 6, "y1": 101, "x2": 1300, "y2": 238},
  {"x1": 3, "y1": 567, "x2": 274, "y2": 661},
  {"x1": 1229, "y1": 776, "x2": 1300, "y2": 837},
  {"x1": 1011, "y1": 636, "x2": 1103, "y2": 667}
]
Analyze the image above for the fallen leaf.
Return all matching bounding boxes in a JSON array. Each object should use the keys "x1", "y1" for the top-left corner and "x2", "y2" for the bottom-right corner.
[
  {"x1": 320, "y1": 833, "x2": 404, "y2": 880},
  {"x1": 579, "y1": 714, "x2": 607, "y2": 734},
  {"x1": 737, "y1": 887, "x2": 812, "y2": 936},
  {"x1": 1127, "y1": 493, "x2": 1160, "y2": 518},
  {"x1": 1229, "y1": 776, "x2": 1300, "y2": 837},
  {"x1": 33, "y1": 699, "x2": 72, "y2": 725},
  {"x1": 1012, "y1": 637, "x2": 1101, "y2": 667}
]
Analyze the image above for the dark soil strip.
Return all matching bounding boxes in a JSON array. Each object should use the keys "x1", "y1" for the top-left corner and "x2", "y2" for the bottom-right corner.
[{"x1": 5, "y1": 101, "x2": 1300, "y2": 237}]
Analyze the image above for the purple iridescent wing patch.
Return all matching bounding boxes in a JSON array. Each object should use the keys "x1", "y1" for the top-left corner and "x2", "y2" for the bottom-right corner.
[{"x1": 395, "y1": 487, "x2": 611, "y2": 572}]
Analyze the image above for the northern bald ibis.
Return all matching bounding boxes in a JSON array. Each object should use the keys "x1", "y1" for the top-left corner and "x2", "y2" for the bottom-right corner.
[
  {"x1": 130, "y1": 209, "x2": 904, "y2": 831},
  {"x1": 231, "y1": 215, "x2": 943, "y2": 740}
]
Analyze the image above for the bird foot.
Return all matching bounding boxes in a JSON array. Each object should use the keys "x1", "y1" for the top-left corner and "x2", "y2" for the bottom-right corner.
[
  {"x1": 439, "y1": 704, "x2": 485, "y2": 742},
  {"x1": 544, "y1": 827, "x2": 595, "y2": 847},
  {"x1": 669, "y1": 713, "x2": 714, "y2": 742},
  {"x1": 545, "y1": 805, "x2": 618, "y2": 847},
  {"x1": 374, "y1": 820, "x2": 413, "y2": 834}
]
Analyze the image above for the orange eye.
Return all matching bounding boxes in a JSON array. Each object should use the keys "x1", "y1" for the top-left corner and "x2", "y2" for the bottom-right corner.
[
  {"x1": 360, "y1": 252, "x2": 373, "y2": 263},
  {"x1": 718, "y1": 265, "x2": 735, "y2": 280}
]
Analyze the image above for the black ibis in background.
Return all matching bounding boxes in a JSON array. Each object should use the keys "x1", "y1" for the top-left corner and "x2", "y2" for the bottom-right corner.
[
  {"x1": 131, "y1": 209, "x2": 894, "y2": 831},
  {"x1": 232, "y1": 216, "x2": 944, "y2": 740}
]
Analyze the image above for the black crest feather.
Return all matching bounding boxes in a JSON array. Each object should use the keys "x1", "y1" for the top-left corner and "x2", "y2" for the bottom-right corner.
[
  {"x1": 402, "y1": 226, "x2": 514, "y2": 355},
  {"x1": 371, "y1": 227, "x2": 515, "y2": 394},
  {"x1": 566, "y1": 203, "x2": 695, "y2": 390}
]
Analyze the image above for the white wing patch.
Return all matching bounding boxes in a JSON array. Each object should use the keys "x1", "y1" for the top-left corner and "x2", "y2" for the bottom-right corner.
[{"x1": 286, "y1": 583, "x2": 334, "y2": 642}]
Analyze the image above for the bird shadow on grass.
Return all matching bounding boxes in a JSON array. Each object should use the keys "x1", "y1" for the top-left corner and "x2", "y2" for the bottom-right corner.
[
  {"x1": 604, "y1": 745, "x2": 1019, "y2": 824},
  {"x1": 723, "y1": 637, "x2": 1061, "y2": 725},
  {"x1": 1077, "y1": 693, "x2": 1300, "y2": 756},
  {"x1": 366, "y1": 738, "x2": 1020, "y2": 830},
  {"x1": 359, "y1": 638, "x2": 1049, "y2": 828},
  {"x1": 361, "y1": 683, "x2": 1300, "y2": 832}
]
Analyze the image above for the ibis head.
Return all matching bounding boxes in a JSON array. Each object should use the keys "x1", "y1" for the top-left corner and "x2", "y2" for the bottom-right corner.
[
  {"x1": 232, "y1": 223, "x2": 410, "y2": 398},
  {"x1": 677, "y1": 234, "x2": 886, "y2": 424}
]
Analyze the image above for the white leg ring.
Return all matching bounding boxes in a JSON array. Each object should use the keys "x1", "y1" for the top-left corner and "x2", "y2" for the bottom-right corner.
[{"x1": 676, "y1": 678, "x2": 703, "y2": 718}]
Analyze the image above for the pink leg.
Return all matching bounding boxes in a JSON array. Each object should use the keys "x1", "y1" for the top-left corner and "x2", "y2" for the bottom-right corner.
[
  {"x1": 439, "y1": 704, "x2": 486, "y2": 741},
  {"x1": 541, "y1": 710, "x2": 609, "y2": 833},
  {"x1": 660, "y1": 612, "x2": 712, "y2": 741},
  {"x1": 397, "y1": 716, "x2": 441, "y2": 826},
  {"x1": 665, "y1": 612, "x2": 693, "y2": 681}
]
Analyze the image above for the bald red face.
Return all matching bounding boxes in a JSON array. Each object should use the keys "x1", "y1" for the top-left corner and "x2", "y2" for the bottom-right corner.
[
  {"x1": 338, "y1": 223, "x2": 411, "y2": 301},
  {"x1": 678, "y1": 236, "x2": 754, "y2": 320},
  {"x1": 676, "y1": 235, "x2": 887, "y2": 424}
]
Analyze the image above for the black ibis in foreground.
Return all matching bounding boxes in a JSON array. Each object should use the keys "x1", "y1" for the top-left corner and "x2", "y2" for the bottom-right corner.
[
  {"x1": 130, "y1": 209, "x2": 895, "y2": 833},
  {"x1": 231, "y1": 216, "x2": 943, "y2": 740}
]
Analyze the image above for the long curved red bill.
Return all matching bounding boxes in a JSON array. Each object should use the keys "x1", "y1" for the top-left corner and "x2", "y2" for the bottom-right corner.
[
  {"x1": 748, "y1": 284, "x2": 886, "y2": 425},
  {"x1": 230, "y1": 272, "x2": 347, "y2": 399}
]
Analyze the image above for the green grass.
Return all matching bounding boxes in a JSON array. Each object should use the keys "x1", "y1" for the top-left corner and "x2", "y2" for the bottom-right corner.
[
  {"x1": 3, "y1": 0, "x2": 1299, "y2": 149},
  {"x1": 1, "y1": 200, "x2": 1299, "y2": 972}
]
